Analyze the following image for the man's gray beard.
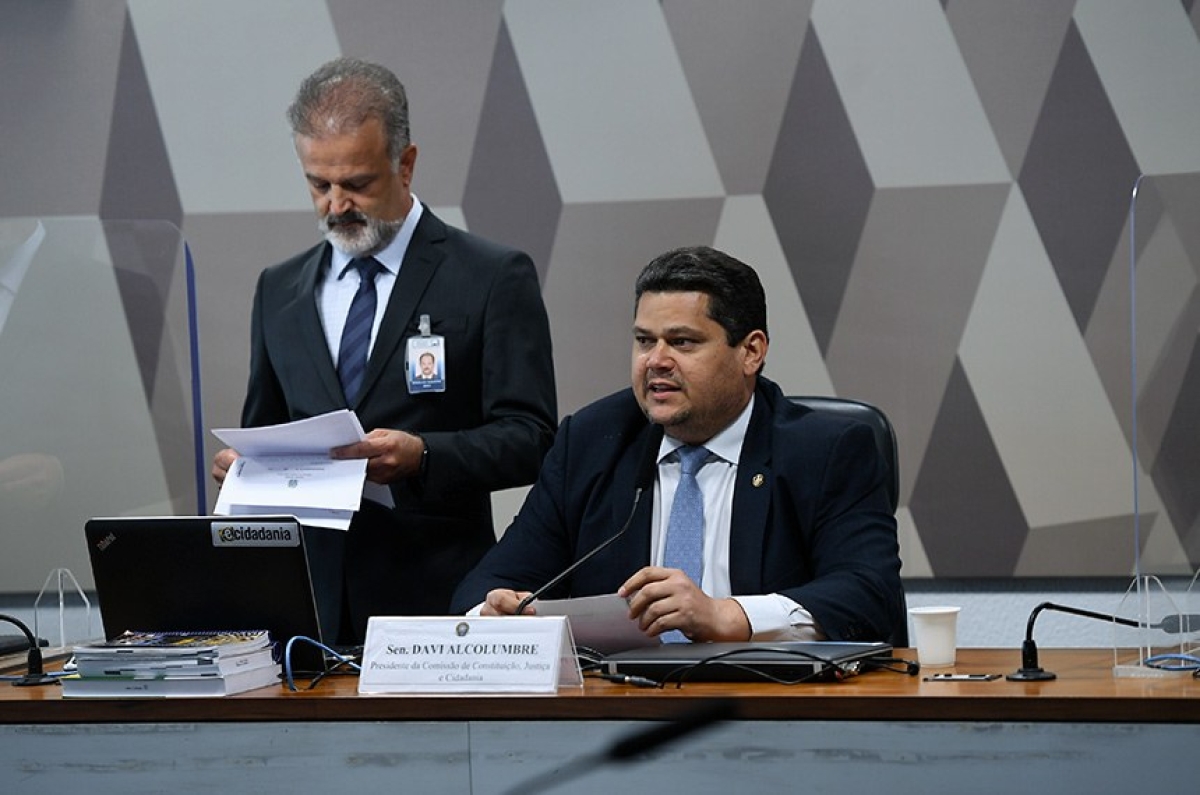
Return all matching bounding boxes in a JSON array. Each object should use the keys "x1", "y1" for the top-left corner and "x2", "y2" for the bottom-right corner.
[{"x1": 319, "y1": 214, "x2": 403, "y2": 258}]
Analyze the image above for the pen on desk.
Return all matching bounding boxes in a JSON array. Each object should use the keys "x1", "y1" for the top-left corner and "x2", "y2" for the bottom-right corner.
[{"x1": 595, "y1": 672, "x2": 661, "y2": 688}]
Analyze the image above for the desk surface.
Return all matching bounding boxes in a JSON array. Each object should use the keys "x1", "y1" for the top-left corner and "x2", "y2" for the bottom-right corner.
[{"x1": 3, "y1": 648, "x2": 1199, "y2": 725}]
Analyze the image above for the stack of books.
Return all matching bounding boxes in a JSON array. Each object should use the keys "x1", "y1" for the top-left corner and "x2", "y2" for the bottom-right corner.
[{"x1": 62, "y1": 630, "x2": 281, "y2": 698}]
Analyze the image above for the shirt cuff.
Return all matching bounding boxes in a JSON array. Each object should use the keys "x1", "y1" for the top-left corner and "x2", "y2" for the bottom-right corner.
[{"x1": 732, "y1": 594, "x2": 825, "y2": 642}]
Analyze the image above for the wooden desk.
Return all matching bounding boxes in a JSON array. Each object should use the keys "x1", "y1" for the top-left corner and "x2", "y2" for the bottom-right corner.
[{"x1": 2, "y1": 649, "x2": 1198, "y2": 793}]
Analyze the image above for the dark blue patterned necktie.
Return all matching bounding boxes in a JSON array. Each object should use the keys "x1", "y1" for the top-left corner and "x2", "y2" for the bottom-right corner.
[
  {"x1": 336, "y1": 257, "x2": 384, "y2": 403},
  {"x1": 661, "y1": 445, "x2": 709, "y2": 643}
]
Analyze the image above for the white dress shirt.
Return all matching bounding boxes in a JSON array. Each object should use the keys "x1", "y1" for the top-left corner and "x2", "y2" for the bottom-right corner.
[
  {"x1": 317, "y1": 197, "x2": 424, "y2": 361},
  {"x1": 652, "y1": 395, "x2": 822, "y2": 641}
]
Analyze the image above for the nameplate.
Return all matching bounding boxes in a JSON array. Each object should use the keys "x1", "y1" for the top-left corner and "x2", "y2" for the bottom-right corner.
[{"x1": 357, "y1": 616, "x2": 583, "y2": 695}]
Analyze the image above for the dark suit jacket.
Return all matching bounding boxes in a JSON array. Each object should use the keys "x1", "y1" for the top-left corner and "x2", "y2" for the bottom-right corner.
[
  {"x1": 242, "y1": 207, "x2": 557, "y2": 641},
  {"x1": 451, "y1": 377, "x2": 903, "y2": 642}
]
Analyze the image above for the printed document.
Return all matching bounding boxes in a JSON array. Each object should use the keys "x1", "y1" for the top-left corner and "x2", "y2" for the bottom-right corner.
[
  {"x1": 533, "y1": 594, "x2": 660, "y2": 654},
  {"x1": 213, "y1": 410, "x2": 392, "y2": 530}
]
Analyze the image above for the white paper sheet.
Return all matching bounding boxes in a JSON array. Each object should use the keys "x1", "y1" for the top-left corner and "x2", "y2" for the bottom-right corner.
[
  {"x1": 533, "y1": 594, "x2": 661, "y2": 654},
  {"x1": 212, "y1": 409, "x2": 366, "y2": 456},
  {"x1": 212, "y1": 410, "x2": 392, "y2": 530}
]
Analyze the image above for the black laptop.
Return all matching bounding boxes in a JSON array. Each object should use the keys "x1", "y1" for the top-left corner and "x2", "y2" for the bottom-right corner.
[
  {"x1": 84, "y1": 516, "x2": 327, "y2": 671},
  {"x1": 604, "y1": 640, "x2": 892, "y2": 683}
]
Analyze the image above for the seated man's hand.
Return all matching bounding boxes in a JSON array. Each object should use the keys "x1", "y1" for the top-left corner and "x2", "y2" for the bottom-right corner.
[
  {"x1": 481, "y1": 588, "x2": 536, "y2": 616},
  {"x1": 331, "y1": 428, "x2": 425, "y2": 483},
  {"x1": 618, "y1": 566, "x2": 751, "y2": 642},
  {"x1": 211, "y1": 448, "x2": 238, "y2": 485}
]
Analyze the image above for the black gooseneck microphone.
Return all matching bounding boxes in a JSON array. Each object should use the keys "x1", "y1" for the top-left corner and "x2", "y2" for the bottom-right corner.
[
  {"x1": 1006, "y1": 601, "x2": 1199, "y2": 681},
  {"x1": 515, "y1": 424, "x2": 664, "y2": 616},
  {"x1": 605, "y1": 698, "x2": 736, "y2": 759},
  {"x1": 1, "y1": 613, "x2": 57, "y2": 687}
]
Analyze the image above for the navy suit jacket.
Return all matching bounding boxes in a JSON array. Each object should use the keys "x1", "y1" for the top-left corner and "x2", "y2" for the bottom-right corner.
[
  {"x1": 451, "y1": 378, "x2": 903, "y2": 642},
  {"x1": 242, "y1": 207, "x2": 556, "y2": 641}
]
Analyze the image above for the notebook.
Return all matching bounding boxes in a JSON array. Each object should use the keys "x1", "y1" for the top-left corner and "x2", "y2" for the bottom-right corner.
[
  {"x1": 84, "y1": 515, "x2": 327, "y2": 671},
  {"x1": 603, "y1": 640, "x2": 892, "y2": 683}
]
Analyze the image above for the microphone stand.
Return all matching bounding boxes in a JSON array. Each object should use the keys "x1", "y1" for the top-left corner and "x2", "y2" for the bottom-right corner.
[
  {"x1": 515, "y1": 486, "x2": 649, "y2": 616},
  {"x1": 514, "y1": 423, "x2": 664, "y2": 616},
  {"x1": 467, "y1": 424, "x2": 662, "y2": 692},
  {"x1": 1007, "y1": 602, "x2": 1140, "y2": 682},
  {"x1": 0, "y1": 613, "x2": 58, "y2": 686}
]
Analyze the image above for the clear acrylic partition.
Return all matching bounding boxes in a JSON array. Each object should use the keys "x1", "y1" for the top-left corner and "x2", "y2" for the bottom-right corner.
[
  {"x1": 1113, "y1": 173, "x2": 1200, "y2": 676},
  {"x1": 0, "y1": 218, "x2": 204, "y2": 641}
]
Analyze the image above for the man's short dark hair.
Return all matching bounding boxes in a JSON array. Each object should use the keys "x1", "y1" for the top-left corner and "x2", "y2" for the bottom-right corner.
[
  {"x1": 287, "y1": 57, "x2": 411, "y2": 167},
  {"x1": 634, "y1": 246, "x2": 769, "y2": 346}
]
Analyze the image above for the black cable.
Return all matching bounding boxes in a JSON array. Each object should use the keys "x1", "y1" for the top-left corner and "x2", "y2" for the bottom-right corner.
[
  {"x1": 860, "y1": 656, "x2": 921, "y2": 676},
  {"x1": 282, "y1": 635, "x2": 360, "y2": 691},
  {"x1": 0, "y1": 613, "x2": 57, "y2": 687},
  {"x1": 573, "y1": 645, "x2": 606, "y2": 672},
  {"x1": 658, "y1": 646, "x2": 854, "y2": 688}
]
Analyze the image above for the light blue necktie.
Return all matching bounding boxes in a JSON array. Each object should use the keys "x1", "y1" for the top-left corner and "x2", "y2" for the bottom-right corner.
[
  {"x1": 661, "y1": 445, "x2": 709, "y2": 643},
  {"x1": 337, "y1": 257, "x2": 384, "y2": 403}
]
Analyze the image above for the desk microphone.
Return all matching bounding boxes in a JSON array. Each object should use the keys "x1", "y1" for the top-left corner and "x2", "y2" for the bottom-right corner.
[
  {"x1": 606, "y1": 698, "x2": 736, "y2": 760},
  {"x1": 1, "y1": 613, "x2": 56, "y2": 687},
  {"x1": 515, "y1": 424, "x2": 664, "y2": 616},
  {"x1": 1006, "y1": 601, "x2": 1199, "y2": 681},
  {"x1": 501, "y1": 698, "x2": 735, "y2": 795}
]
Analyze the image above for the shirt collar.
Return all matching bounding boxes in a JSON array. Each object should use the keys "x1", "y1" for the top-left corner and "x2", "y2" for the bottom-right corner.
[{"x1": 661, "y1": 393, "x2": 755, "y2": 465}]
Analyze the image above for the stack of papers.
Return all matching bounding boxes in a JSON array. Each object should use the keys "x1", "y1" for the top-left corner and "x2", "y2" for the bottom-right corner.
[
  {"x1": 213, "y1": 410, "x2": 392, "y2": 530},
  {"x1": 63, "y1": 630, "x2": 281, "y2": 698}
]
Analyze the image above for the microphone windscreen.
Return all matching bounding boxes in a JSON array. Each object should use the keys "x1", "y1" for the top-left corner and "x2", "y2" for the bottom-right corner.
[{"x1": 1156, "y1": 614, "x2": 1200, "y2": 634}]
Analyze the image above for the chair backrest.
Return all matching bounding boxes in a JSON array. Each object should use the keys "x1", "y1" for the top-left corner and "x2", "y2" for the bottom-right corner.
[
  {"x1": 787, "y1": 396, "x2": 907, "y2": 647},
  {"x1": 787, "y1": 396, "x2": 899, "y2": 512}
]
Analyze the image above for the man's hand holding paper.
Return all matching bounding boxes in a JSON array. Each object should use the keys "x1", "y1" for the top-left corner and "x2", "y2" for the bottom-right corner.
[{"x1": 212, "y1": 409, "x2": 392, "y2": 530}]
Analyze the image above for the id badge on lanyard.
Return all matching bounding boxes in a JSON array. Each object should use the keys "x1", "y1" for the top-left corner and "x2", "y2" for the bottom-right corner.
[{"x1": 407, "y1": 313, "x2": 446, "y2": 394}]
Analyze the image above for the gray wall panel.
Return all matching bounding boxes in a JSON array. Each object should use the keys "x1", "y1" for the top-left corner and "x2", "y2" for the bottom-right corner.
[{"x1": 3, "y1": 0, "x2": 1199, "y2": 587}]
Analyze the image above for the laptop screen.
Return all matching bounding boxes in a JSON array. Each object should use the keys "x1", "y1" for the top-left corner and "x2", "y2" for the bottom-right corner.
[{"x1": 84, "y1": 515, "x2": 326, "y2": 670}]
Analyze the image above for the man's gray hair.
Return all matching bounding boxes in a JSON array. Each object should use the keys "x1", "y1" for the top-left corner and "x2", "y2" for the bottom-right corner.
[{"x1": 287, "y1": 57, "x2": 411, "y2": 166}]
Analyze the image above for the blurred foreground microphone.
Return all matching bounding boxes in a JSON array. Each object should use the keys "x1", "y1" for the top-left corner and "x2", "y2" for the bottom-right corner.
[
  {"x1": 515, "y1": 424, "x2": 664, "y2": 616},
  {"x1": 502, "y1": 698, "x2": 736, "y2": 795},
  {"x1": 607, "y1": 698, "x2": 736, "y2": 759},
  {"x1": 1006, "y1": 601, "x2": 1200, "y2": 681},
  {"x1": 1, "y1": 613, "x2": 56, "y2": 687}
]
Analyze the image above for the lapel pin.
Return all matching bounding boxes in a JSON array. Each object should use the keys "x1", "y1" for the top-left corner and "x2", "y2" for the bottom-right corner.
[{"x1": 752, "y1": 473, "x2": 765, "y2": 488}]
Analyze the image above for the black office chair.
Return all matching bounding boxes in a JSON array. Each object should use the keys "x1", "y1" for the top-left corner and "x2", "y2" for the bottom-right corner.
[
  {"x1": 787, "y1": 396, "x2": 907, "y2": 646},
  {"x1": 787, "y1": 396, "x2": 899, "y2": 512}
]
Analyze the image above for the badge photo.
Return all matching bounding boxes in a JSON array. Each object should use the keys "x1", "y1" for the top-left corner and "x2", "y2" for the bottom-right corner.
[{"x1": 407, "y1": 333, "x2": 445, "y2": 394}]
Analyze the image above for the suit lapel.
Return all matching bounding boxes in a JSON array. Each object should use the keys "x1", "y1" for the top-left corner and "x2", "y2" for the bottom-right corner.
[
  {"x1": 729, "y1": 389, "x2": 773, "y2": 594},
  {"x1": 280, "y1": 244, "x2": 345, "y2": 407},
  {"x1": 357, "y1": 209, "x2": 445, "y2": 406},
  {"x1": 611, "y1": 422, "x2": 661, "y2": 573}
]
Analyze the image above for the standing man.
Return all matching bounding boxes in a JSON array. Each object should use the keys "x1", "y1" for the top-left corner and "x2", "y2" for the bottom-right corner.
[
  {"x1": 213, "y1": 57, "x2": 557, "y2": 644},
  {"x1": 452, "y1": 246, "x2": 903, "y2": 644}
]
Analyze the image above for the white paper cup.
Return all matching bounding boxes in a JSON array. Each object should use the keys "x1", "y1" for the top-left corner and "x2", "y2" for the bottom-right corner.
[{"x1": 908, "y1": 606, "x2": 961, "y2": 668}]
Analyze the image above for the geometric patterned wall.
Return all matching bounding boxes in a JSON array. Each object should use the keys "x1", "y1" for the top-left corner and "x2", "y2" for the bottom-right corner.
[{"x1": 4, "y1": 0, "x2": 1200, "y2": 585}]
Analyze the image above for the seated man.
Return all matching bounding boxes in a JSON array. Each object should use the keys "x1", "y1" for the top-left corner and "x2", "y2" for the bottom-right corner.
[{"x1": 451, "y1": 246, "x2": 903, "y2": 643}]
